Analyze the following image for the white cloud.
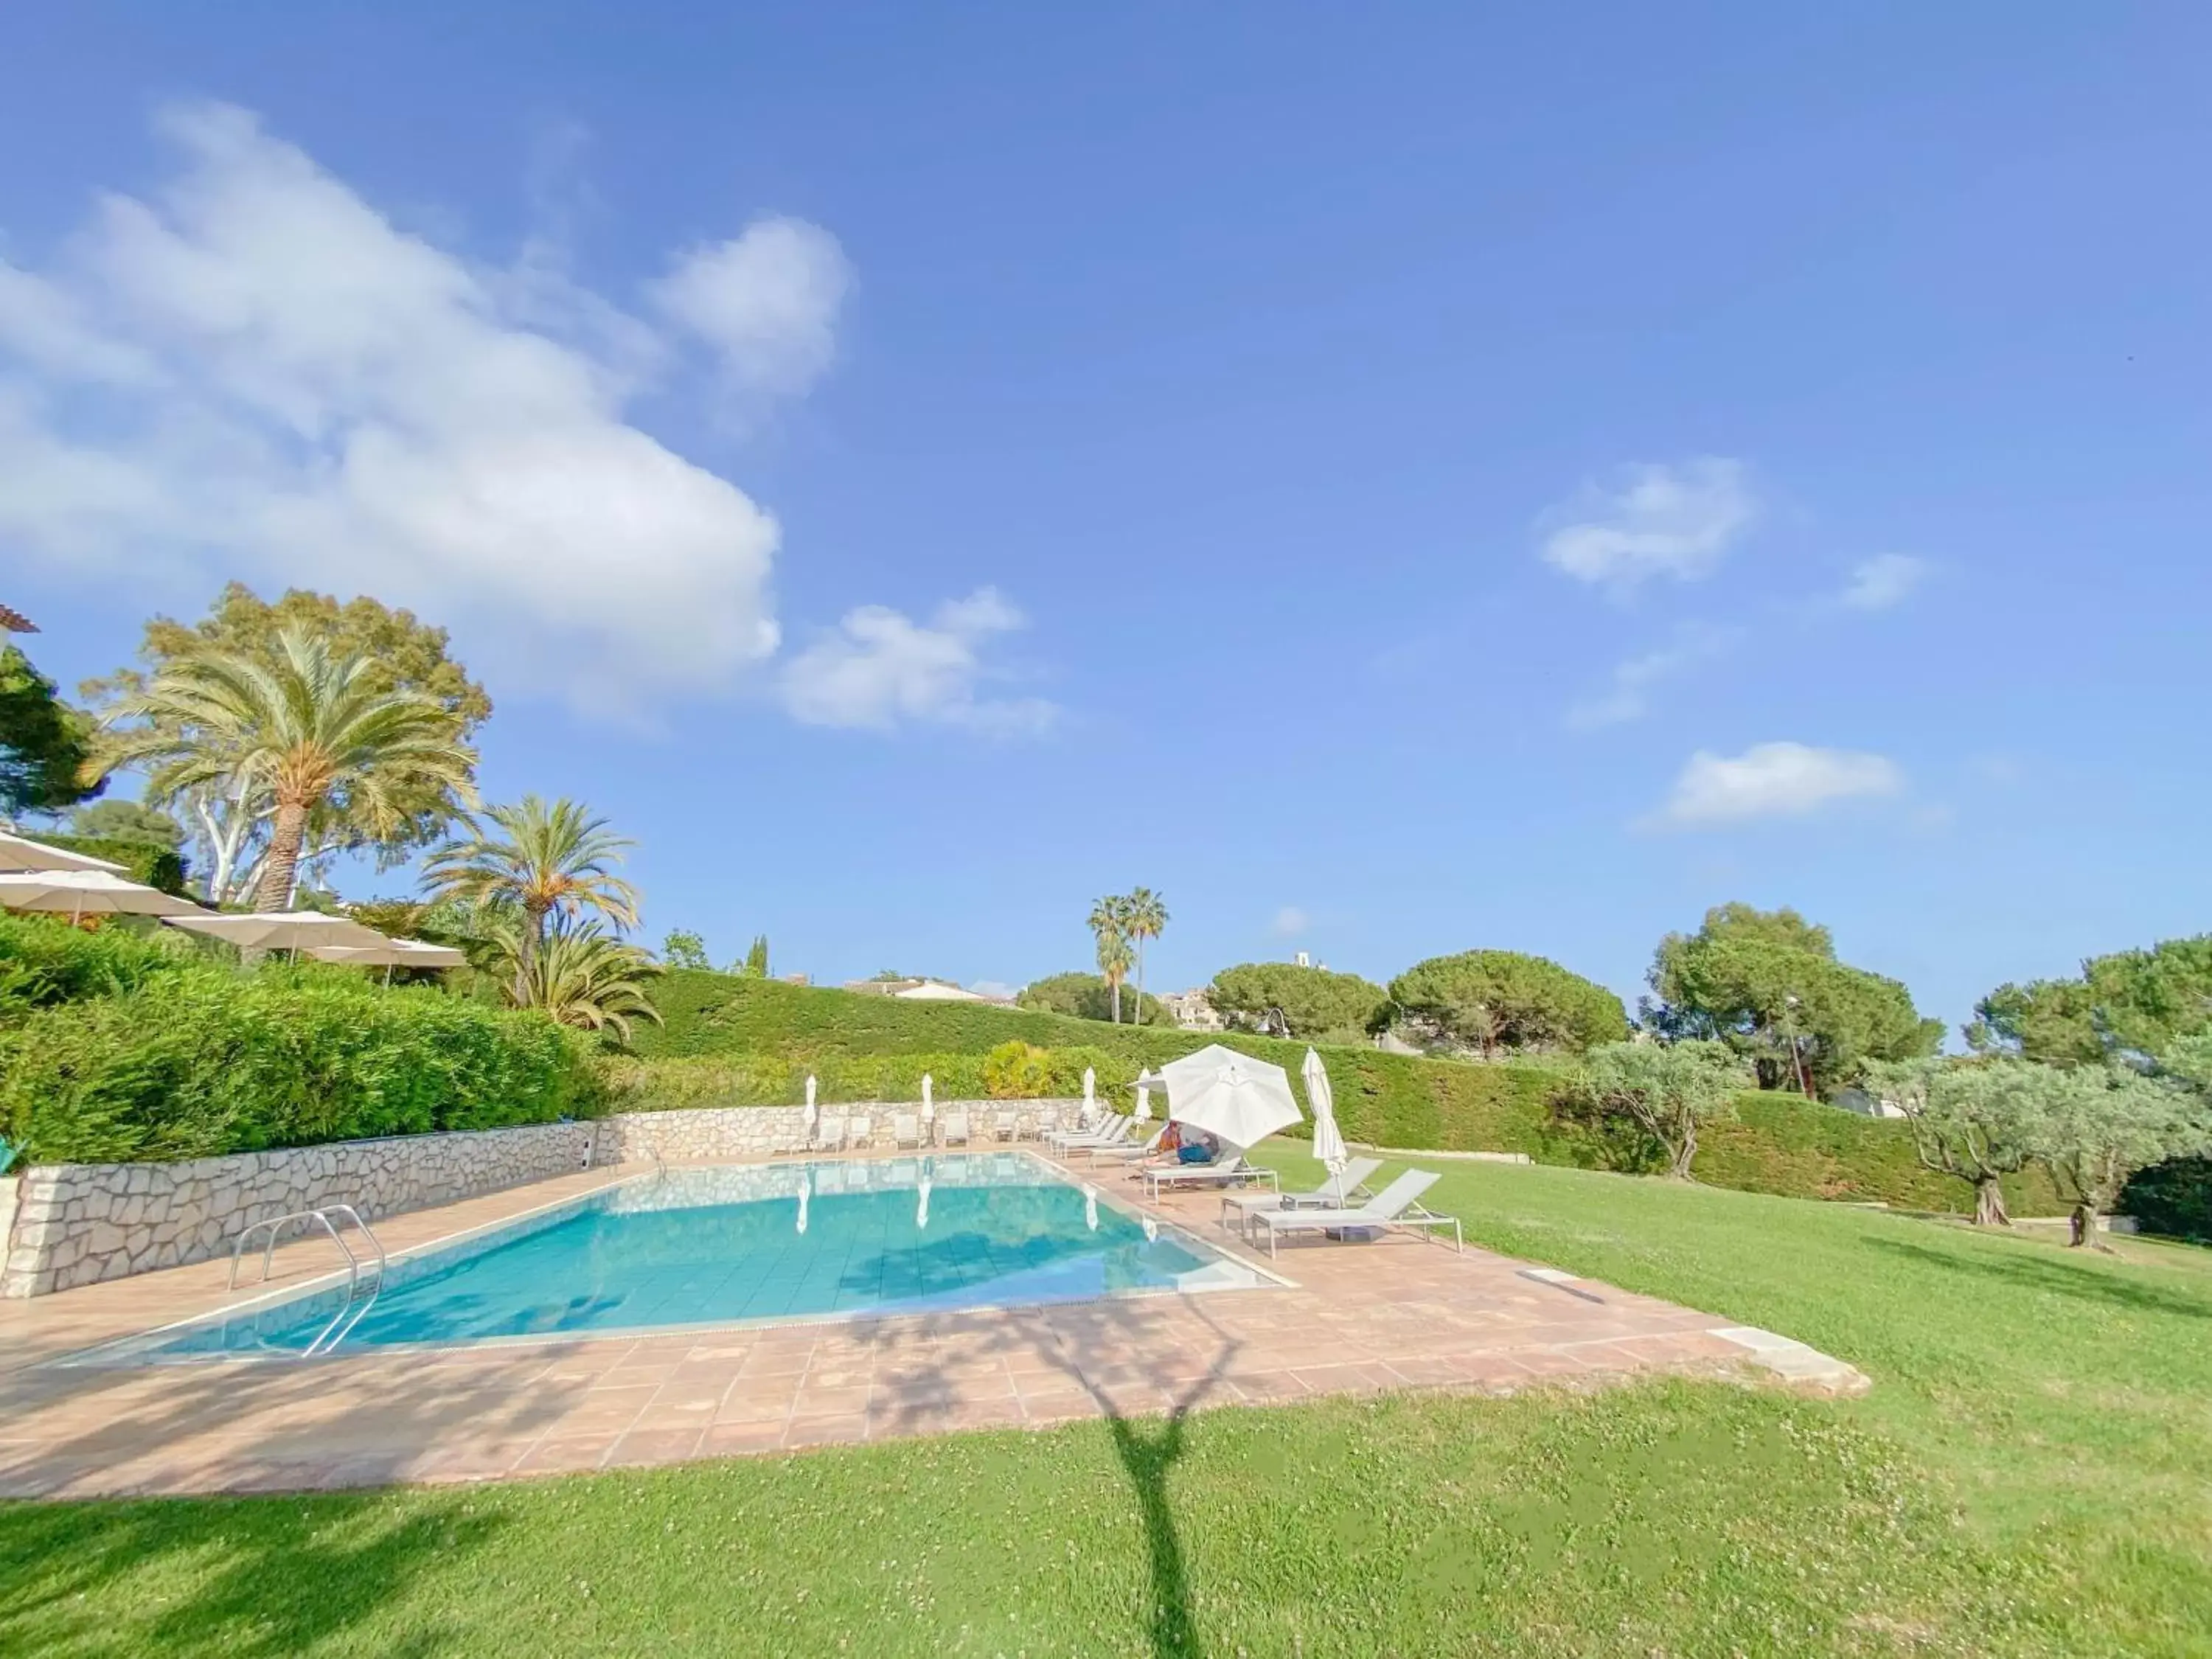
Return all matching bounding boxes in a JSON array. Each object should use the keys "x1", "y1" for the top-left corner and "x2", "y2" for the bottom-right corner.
[
  {"x1": 1653, "y1": 741, "x2": 1905, "y2": 828},
  {"x1": 651, "y1": 217, "x2": 851, "y2": 406},
  {"x1": 778, "y1": 587, "x2": 1054, "y2": 734},
  {"x1": 1567, "y1": 623, "x2": 1738, "y2": 729},
  {"x1": 0, "y1": 102, "x2": 867, "y2": 718},
  {"x1": 1272, "y1": 906, "x2": 1310, "y2": 937},
  {"x1": 1540, "y1": 458, "x2": 1757, "y2": 591},
  {"x1": 1839, "y1": 553, "x2": 1928, "y2": 611}
]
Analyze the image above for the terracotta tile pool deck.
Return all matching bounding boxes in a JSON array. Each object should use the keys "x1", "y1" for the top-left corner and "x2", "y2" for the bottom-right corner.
[{"x1": 0, "y1": 1154, "x2": 1857, "y2": 1499}]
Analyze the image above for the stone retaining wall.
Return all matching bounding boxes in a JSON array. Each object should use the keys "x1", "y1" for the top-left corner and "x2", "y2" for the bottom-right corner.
[{"x1": 1, "y1": 1097, "x2": 1098, "y2": 1298}]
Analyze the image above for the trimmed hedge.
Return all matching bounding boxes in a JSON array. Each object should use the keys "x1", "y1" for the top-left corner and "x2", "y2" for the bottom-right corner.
[
  {"x1": 0, "y1": 911, "x2": 189, "y2": 1019},
  {"x1": 33, "y1": 832, "x2": 188, "y2": 895},
  {"x1": 632, "y1": 972, "x2": 2067, "y2": 1215}
]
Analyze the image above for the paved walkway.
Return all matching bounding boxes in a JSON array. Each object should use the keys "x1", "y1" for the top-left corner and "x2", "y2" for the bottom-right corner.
[{"x1": 0, "y1": 1155, "x2": 1860, "y2": 1498}]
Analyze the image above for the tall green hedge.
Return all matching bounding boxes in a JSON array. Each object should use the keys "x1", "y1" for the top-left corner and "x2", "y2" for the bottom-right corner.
[
  {"x1": 630, "y1": 971, "x2": 2067, "y2": 1216},
  {"x1": 0, "y1": 911, "x2": 189, "y2": 1018},
  {"x1": 32, "y1": 832, "x2": 188, "y2": 894}
]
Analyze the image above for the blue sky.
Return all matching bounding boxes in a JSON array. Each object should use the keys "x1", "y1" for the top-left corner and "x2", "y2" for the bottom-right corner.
[{"x1": 4, "y1": 4, "x2": 2208, "y2": 1032}]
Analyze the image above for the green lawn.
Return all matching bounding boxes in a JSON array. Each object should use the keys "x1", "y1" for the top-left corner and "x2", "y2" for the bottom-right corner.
[{"x1": 4, "y1": 1159, "x2": 2208, "y2": 1658}]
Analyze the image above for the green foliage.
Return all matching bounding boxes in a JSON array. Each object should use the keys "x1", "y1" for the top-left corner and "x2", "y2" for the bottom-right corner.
[
  {"x1": 1388, "y1": 949, "x2": 1627, "y2": 1054},
  {"x1": 1863, "y1": 1056, "x2": 2049, "y2": 1223},
  {"x1": 0, "y1": 964, "x2": 601, "y2": 1164},
  {"x1": 1566, "y1": 1040, "x2": 1750, "y2": 1178},
  {"x1": 0, "y1": 912, "x2": 190, "y2": 1021},
  {"x1": 982, "y1": 1040, "x2": 1054, "y2": 1098},
  {"x1": 29, "y1": 832, "x2": 188, "y2": 894},
  {"x1": 661, "y1": 930, "x2": 712, "y2": 972},
  {"x1": 0, "y1": 644, "x2": 99, "y2": 817},
  {"x1": 1645, "y1": 903, "x2": 1942, "y2": 1092},
  {"x1": 1972, "y1": 933, "x2": 2212, "y2": 1063},
  {"x1": 1017, "y1": 970, "x2": 1176, "y2": 1025},
  {"x1": 66, "y1": 799, "x2": 184, "y2": 849},
  {"x1": 742, "y1": 935, "x2": 769, "y2": 978},
  {"x1": 2120, "y1": 1155, "x2": 2212, "y2": 1241},
  {"x1": 504, "y1": 924, "x2": 663, "y2": 1044},
  {"x1": 1208, "y1": 961, "x2": 1386, "y2": 1039},
  {"x1": 2032, "y1": 1060, "x2": 2212, "y2": 1242}
]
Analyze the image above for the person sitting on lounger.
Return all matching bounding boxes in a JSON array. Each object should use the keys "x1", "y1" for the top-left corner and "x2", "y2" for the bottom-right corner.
[{"x1": 1176, "y1": 1130, "x2": 1219, "y2": 1166}]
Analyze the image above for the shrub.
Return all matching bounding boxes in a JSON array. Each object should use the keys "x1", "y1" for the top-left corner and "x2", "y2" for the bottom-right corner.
[
  {"x1": 0, "y1": 964, "x2": 602, "y2": 1164},
  {"x1": 2121, "y1": 1156, "x2": 2212, "y2": 1242},
  {"x1": 983, "y1": 1040, "x2": 1053, "y2": 1098},
  {"x1": 1016, "y1": 971, "x2": 1176, "y2": 1025},
  {"x1": 0, "y1": 912, "x2": 189, "y2": 1022}
]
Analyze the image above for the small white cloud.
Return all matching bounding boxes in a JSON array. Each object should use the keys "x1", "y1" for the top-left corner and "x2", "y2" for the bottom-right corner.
[
  {"x1": 1567, "y1": 623, "x2": 1739, "y2": 729},
  {"x1": 1653, "y1": 742, "x2": 1905, "y2": 828},
  {"x1": 650, "y1": 216, "x2": 851, "y2": 404},
  {"x1": 1540, "y1": 458, "x2": 1756, "y2": 592},
  {"x1": 1272, "y1": 906, "x2": 1310, "y2": 938},
  {"x1": 777, "y1": 587, "x2": 1054, "y2": 734},
  {"x1": 1840, "y1": 553, "x2": 1928, "y2": 612}
]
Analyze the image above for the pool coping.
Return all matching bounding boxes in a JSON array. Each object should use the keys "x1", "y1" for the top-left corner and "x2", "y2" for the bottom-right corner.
[{"x1": 46, "y1": 1150, "x2": 1294, "y2": 1369}]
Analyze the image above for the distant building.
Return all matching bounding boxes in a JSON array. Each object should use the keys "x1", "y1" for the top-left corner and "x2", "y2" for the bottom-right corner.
[
  {"x1": 780, "y1": 973, "x2": 810, "y2": 987},
  {"x1": 1161, "y1": 989, "x2": 1224, "y2": 1032},
  {"x1": 841, "y1": 975, "x2": 1015, "y2": 1007}
]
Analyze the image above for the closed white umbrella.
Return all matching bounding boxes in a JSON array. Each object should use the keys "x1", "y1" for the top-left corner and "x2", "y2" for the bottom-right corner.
[
  {"x1": 0, "y1": 832, "x2": 126, "y2": 874},
  {"x1": 1304, "y1": 1048, "x2": 1350, "y2": 1203},
  {"x1": 922, "y1": 1073, "x2": 933, "y2": 1117},
  {"x1": 1158, "y1": 1043, "x2": 1301, "y2": 1152},
  {"x1": 1082, "y1": 1066, "x2": 1096, "y2": 1116},
  {"x1": 805, "y1": 1074, "x2": 818, "y2": 1113},
  {"x1": 1133, "y1": 1071, "x2": 1158, "y2": 1121},
  {"x1": 166, "y1": 911, "x2": 390, "y2": 960},
  {"x1": 0, "y1": 869, "x2": 204, "y2": 924}
]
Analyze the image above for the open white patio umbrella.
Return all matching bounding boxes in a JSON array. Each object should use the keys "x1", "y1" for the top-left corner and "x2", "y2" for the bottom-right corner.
[
  {"x1": 1304, "y1": 1048, "x2": 1351, "y2": 1203},
  {"x1": 306, "y1": 936, "x2": 468, "y2": 986},
  {"x1": 0, "y1": 869, "x2": 204, "y2": 925},
  {"x1": 165, "y1": 911, "x2": 391, "y2": 961},
  {"x1": 0, "y1": 831, "x2": 126, "y2": 874},
  {"x1": 1158, "y1": 1043, "x2": 1302, "y2": 1152}
]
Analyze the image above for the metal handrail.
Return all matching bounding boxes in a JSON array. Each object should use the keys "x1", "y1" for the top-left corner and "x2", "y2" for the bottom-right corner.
[{"x1": 226, "y1": 1203, "x2": 391, "y2": 1359}]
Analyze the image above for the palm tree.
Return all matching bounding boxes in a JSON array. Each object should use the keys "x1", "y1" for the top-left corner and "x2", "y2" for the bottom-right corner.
[
  {"x1": 100, "y1": 627, "x2": 474, "y2": 912},
  {"x1": 500, "y1": 922, "x2": 663, "y2": 1043},
  {"x1": 1088, "y1": 893, "x2": 1133, "y2": 1023},
  {"x1": 421, "y1": 796, "x2": 641, "y2": 1000},
  {"x1": 1124, "y1": 886, "x2": 1168, "y2": 1026}
]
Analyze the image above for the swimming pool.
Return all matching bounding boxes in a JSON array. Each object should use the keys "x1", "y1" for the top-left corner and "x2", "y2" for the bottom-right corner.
[{"x1": 78, "y1": 1153, "x2": 1266, "y2": 1365}]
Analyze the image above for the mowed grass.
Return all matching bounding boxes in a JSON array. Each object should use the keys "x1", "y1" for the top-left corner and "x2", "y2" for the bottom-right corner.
[{"x1": 3, "y1": 1160, "x2": 2208, "y2": 1658}]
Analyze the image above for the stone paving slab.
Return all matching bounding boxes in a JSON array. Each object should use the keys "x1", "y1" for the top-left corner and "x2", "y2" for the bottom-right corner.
[{"x1": 0, "y1": 1152, "x2": 1865, "y2": 1498}]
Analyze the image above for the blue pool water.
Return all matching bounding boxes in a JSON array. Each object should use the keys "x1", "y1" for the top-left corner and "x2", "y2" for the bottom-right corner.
[{"x1": 114, "y1": 1155, "x2": 1258, "y2": 1362}]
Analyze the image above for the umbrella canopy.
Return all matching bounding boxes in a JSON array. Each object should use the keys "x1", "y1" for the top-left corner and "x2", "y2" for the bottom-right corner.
[
  {"x1": 165, "y1": 911, "x2": 391, "y2": 956},
  {"x1": 0, "y1": 831, "x2": 126, "y2": 874},
  {"x1": 1158, "y1": 1043, "x2": 1301, "y2": 1151},
  {"x1": 1304, "y1": 1048, "x2": 1350, "y2": 1200},
  {"x1": 0, "y1": 869, "x2": 204, "y2": 922},
  {"x1": 307, "y1": 938, "x2": 468, "y2": 969}
]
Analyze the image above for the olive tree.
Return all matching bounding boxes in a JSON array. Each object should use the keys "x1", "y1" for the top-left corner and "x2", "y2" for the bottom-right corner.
[
  {"x1": 1573, "y1": 1039, "x2": 1750, "y2": 1180},
  {"x1": 1866, "y1": 1057, "x2": 2047, "y2": 1226},
  {"x1": 2034, "y1": 1061, "x2": 2212, "y2": 1248}
]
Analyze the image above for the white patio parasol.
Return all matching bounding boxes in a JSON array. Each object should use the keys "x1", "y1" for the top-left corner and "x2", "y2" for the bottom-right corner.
[
  {"x1": 805, "y1": 1074, "x2": 818, "y2": 1113},
  {"x1": 166, "y1": 911, "x2": 391, "y2": 960},
  {"x1": 0, "y1": 869, "x2": 204, "y2": 924},
  {"x1": 1082, "y1": 1066, "x2": 1096, "y2": 1116},
  {"x1": 921, "y1": 1073, "x2": 933, "y2": 1119},
  {"x1": 1158, "y1": 1043, "x2": 1302, "y2": 1152},
  {"x1": 1304, "y1": 1047, "x2": 1351, "y2": 1203},
  {"x1": 307, "y1": 937, "x2": 468, "y2": 985},
  {"x1": 0, "y1": 831, "x2": 126, "y2": 874},
  {"x1": 1133, "y1": 1069, "x2": 1159, "y2": 1121}
]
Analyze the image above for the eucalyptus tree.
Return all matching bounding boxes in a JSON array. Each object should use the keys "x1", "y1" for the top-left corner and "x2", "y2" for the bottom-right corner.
[
  {"x1": 422, "y1": 796, "x2": 641, "y2": 999},
  {"x1": 98, "y1": 627, "x2": 475, "y2": 911}
]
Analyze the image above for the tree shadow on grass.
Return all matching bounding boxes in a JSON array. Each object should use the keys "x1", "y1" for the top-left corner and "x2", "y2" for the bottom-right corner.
[
  {"x1": 846, "y1": 1208, "x2": 1250, "y2": 1659},
  {"x1": 0, "y1": 1336, "x2": 597, "y2": 1656},
  {"x1": 1865, "y1": 1234, "x2": 2212, "y2": 1321}
]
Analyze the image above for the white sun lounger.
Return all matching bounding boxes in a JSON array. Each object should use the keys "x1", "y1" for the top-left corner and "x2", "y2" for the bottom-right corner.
[
  {"x1": 846, "y1": 1113, "x2": 872, "y2": 1150},
  {"x1": 813, "y1": 1116, "x2": 845, "y2": 1153},
  {"x1": 1085, "y1": 1123, "x2": 1169, "y2": 1164},
  {"x1": 940, "y1": 1110, "x2": 970, "y2": 1147},
  {"x1": 1049, "y1": 1116, "x2": 1133, "y2": 1153},
  {"x1": 893, "y1": 1113, "x2": 921, "y2": 1149},
  {"x1": 1141, "y1": 1153, "x2": 1279, "y2": 1200},
  {"x1": 1220, "y1": 1157, "x2": 1385, "y2": 1237},
  {"x1": 1248, "y1": 1169, "x2": 1460, "y2": 1257}
]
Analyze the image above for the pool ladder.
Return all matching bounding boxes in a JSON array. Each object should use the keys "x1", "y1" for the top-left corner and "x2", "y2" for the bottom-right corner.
[{"x1": 228, "y1": 1204, "x2": 389, "y2": 1357}]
